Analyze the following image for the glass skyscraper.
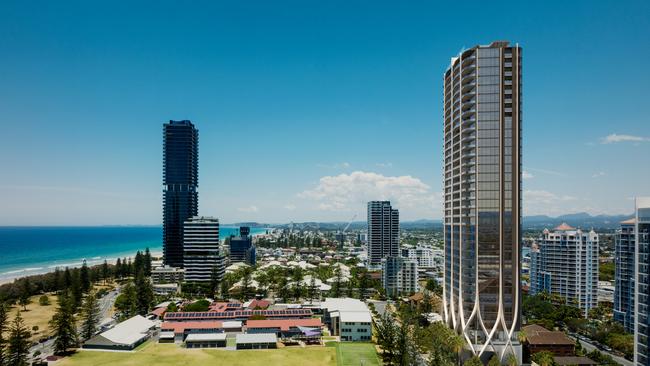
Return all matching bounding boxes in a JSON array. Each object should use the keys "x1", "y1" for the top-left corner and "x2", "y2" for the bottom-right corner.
[
  {"x1": 367, "y1": 201, "x2": 399, "y2": 267},
  {"x1": 615, "y1": 218, "x2": 636, "y2": 333},
  {"x1": 635, "y1": 198, "x2": 650, "y2": 366},
  {"x1": 163, "y1": 120, "x2": 199, "y2": 268},
  {"x1": 442, "y1": 41, "x2": 522, "y2": 362}
]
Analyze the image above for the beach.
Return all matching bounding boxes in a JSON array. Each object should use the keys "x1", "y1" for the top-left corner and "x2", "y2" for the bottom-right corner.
[{"x1": 0, "y1": 226, "x2": 268, "y2": 284}]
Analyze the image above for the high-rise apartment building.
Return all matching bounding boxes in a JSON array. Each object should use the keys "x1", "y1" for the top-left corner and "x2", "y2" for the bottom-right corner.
[
  {"x1": 367, "y1": 201, "x2": 399, "y2": 267},
  {"x1": 163, "y1": 120, "x2": 199, "y2": 268},
  {"x1": 442, "y1": 41, "x2": 522, "y2": 362},
  {"x1": 229, "y1": 226, "x2": 256, "y2": 265},
  {"x1": 634, "y1": 198, "x2": 650, "y2": 366},
  {"x1": 614, "y1": 218, "x2": 636, "y2": 333},
  {"x1": 182, "y1": 216, "x2": 225, "y2": 283},
  {"x1": 381, "y1": 256, "x2": 418, "y2": 298},
  {"x1": 529, "y1": 223, "x2": 599, "y2": 317}
]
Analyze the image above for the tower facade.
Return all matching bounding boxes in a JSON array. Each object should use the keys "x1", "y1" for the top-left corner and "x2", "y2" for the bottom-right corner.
[
  {"x1": 529, "y1": 224, "x2": 599, "y2": 317},
  {"x1": 614, "y1": 218, "x2": 636, "y2": 333},
  {"x1": 367, "y1": 201, "x2": 399, "y2": 267},
  {"x1": 183, "y1": 216, "x2": 224, "y2": 283},
  {"x1": 442, "y1": 41, "x2": 522, "y2": 361},
  {"x1": 634, "y1": 198, "x2": 650, "y2": 366},
  {"x1": 163, "y1": 120, "x2": 199, "y2": 268}
]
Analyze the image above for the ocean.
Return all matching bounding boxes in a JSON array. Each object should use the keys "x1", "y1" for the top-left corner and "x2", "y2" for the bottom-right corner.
[{"x1": 0, "y1": 226, "x2": 268, "y2": 282}]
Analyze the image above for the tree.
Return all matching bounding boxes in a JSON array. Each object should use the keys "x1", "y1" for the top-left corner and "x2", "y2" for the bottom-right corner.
[
  {"x1": 307, "y1": 276, "x2": 318, "y2": 302},
  {"x1": 63, "y1": 267, "x2": 72, "y2": 290},
  {"x1": 487, "y1": 355, "x2": 501, "y2": 366},
  {"x1": 50, "y1": 294, "x2": 78, "y2": 355},
  {"x1": 332, "y1": 265, "x2": 343, "y2": 298},
  {"x1": 240, "y1": 267, "x2": 253, "y2": 301},
  {"x1": 531, "y1": 351, "x2": 557, "y2": 366},
  {"x1": 115, "y1": 258, "x2": 123, "y2": 280},
  {"x1": 18, "y1": 279, "x2": 30, "y2": 311},
  {"x1": 101, "y1": 260, "x2": 109, "y2": 285},
  {"x1": 292, "y1": 268, "x2": 304, "y2": 301},
  {"x1": 134, "y1": 270, "x2": 154, "y2": 315},
  {"x1": 0, "y1": 303, "x2": 8, "y2": 366},
  {"x1": 80, "y1": 290, "x2": 100, "y2": 340},
  {"x1": 375, "y1": 312, "x2": 397, "y2": 363},
  {"x1": 463, "y1": 356, "x2": 483, "y2": 366},
  {"x1": 114, "y1": 282, "x2": 136, "y2": 319},
  {"x1": 144, "y1": 248, "x2": 152, "y2": 276},
  {"x1": 357, "y1": 268, "x2": 369, "y2": 300},
  {"x1": 7, "y1": 311, "x2": 30, "y2": 366},
  {"x1": 38, "y1": 295, "x2": 50, "y2": 306},
  {"x1": 80, "y1": 261, "x2": 91, "y2": 293},
  {"x1": 448, "y1": 332, "x2": 465, "y2": 366},
  {"x1": 209, "y1": 266, "x2": 221, "y2": 299},
  {"x1": 70, "y1": 270, "x2": 83, "y2": 310}
]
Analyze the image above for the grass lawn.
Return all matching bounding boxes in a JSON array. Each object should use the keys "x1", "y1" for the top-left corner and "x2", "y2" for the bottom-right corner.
[
  {"x1": 328, "y1": 343, "x2": 381, "y2": 366},
  {"x1": 8, "y1": 294, "x2": 59, "y2": 342},
  {"x1": 59, "y1": 341, "x2": 336, "y2": 366}
]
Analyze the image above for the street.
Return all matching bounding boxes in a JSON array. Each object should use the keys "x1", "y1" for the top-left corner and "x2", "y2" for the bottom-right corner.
[
  {"x1": 29, "y1": 287, "x2": 120, "y2": 362},
  {"x1": 569, "y1": 335, "x2": 633, "y2": 366}
]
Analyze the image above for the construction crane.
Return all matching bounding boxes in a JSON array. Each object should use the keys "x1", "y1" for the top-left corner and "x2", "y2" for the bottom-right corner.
[{"x1": 337, "y1": 214, "x2": 357, "y2": 250}]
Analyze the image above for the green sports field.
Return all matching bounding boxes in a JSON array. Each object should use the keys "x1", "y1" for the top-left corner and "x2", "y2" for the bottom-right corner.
[
  {"x1": 328, "y1": 342, "x2": 382, "y2": 366},
  {"x1": 59, "y1": 342, "x2": 336, "y2": 366}
]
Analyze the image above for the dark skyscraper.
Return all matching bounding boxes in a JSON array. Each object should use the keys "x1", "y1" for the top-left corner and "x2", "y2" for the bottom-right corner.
[
  {"x1": 442, "y1": 41, "x2": 522, "y2": 362},
  {"x1": 367, "y1": 201, "x2": 399, "y2": 267},
  {"x1": 163, "y1": 120, "x2": 198, "y2": 268}
]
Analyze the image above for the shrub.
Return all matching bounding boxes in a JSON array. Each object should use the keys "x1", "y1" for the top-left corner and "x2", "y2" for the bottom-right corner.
[{"x1": 39, "y1": 295, "x2": 50, "y2": 306}]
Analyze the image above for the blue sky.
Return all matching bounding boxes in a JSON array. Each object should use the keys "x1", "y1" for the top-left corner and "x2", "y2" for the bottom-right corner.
[{"x1": 1, "y1": 0, "x2": 649, "y2": 225}]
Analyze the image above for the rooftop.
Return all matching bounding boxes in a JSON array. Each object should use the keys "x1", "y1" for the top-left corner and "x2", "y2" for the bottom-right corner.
[
  {"x1": 160, "y1": 321, "x2": 223, "y2": 334},
  {"x1": 246, "y1": 318, "x2": 322, "y2": 331},
  {"x1": 554, "y1": 222, "x2": 576, "y2": 231},
  {"x1": 185, "y1": 333, "x2": 227, "y2": 342},
  {"x1": 522, "y1": 325, "x2": 574, "y2": 346},
  {"x1": 97, "y1": 315, "x2": 156, "y2": 345},
  {"x1": 236, "y1": 333, "x2": 278, "y2": 344}
]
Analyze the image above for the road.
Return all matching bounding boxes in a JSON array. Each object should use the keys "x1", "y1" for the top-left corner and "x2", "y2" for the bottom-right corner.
[
  {"x1": 570, "y1": 335, "x2": 633, "y2": 366},
  {"x1": 30, "y1": 287, "x2": 120, "y2": 362}
]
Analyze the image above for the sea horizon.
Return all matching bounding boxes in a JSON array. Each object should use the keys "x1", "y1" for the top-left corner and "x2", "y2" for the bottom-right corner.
[{"x1": 0, "y1": 225, "x2": 269, "y2": 283}]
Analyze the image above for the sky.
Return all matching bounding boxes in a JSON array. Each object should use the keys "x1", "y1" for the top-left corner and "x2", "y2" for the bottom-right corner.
[{"x1": 1, "y1": 0, "x2": 649, "y2": 225}]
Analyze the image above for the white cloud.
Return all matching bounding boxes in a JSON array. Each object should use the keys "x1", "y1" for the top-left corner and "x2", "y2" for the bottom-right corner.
[
  {"x1": 317, "y1": 162, "x2": 351, "y2": 169},
  {"x1": 283, "y1": 204, "x2": 297, "y2": 211},
  {"x1": 375, "y1": 162, "x2": 393, "y2": 168},
  {"x1": 237, "y1": 205, "x2": 259, "y2": 213},
  {"x1": 522, "y1": 171, "x2": 534, "y2": 179},
  {"x1": 298, "y1": 171, "x2": 441, "y2": 218},
  {"x1": 591, "y1": 171, "x2": 606, "y2": 178},
  {"x1": 601, "y1": 134, "x2": 649, "y2": 144},
  {"x1": 523, "y1": 166, "x2": 566, "y2": 177}
]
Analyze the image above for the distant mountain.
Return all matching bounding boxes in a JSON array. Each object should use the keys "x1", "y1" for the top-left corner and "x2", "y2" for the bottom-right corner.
[{"x1": 523, "y1": 212, "x2": 633, "y2": 230}]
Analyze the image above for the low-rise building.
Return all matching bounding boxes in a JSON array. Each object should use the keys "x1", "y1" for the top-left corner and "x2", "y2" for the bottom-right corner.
[
  {"x1": 522, "y1": 324, "x2": 575, "y2": 357},
  {"x1": 185, "y1": 333, "x2": 227, "y2": 348},
  {"x1": 83, "y1": 315, "x2": 156, "y2": 350},
  {"x1": 160, "y1": 321, "x2": 223, "y2": 342},
  {"x1": 151, "y1": 265, "x2": 185, "y2": 284},
  {"x1": 246, "y1": 318, "x2": 322, "y2": 338},
  {"x1": 321, "y1": 298, "x2": 372, "y2": 342},
  {"x1": 153, "y1": 283, "x2": 180, "y2": 296},
  {"x1": 235, "y1": 333, "x2": 278, "y2": 350}
]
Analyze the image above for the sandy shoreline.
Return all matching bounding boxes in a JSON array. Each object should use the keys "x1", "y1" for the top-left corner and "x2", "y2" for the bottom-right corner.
[{"x1": 0, "y1": 251, "x2": 164, "y2": 286}]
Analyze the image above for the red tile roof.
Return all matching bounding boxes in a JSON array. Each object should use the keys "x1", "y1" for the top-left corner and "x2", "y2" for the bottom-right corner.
[
  {"x1": 246, "y1": 318, "x2": 322, "y2": 331},
  {"x1": 247, "y1": 299, "x2": 270, "y2": 309},
  {"x1": 151, "y1": 307, "x2": 167, "y2": 317},
  {"x1": 160, "y1": 321, "x2": 223, "y2": 334},
  {"x1": 554, "y1": 222, "x2": 575, "y2": 231}
]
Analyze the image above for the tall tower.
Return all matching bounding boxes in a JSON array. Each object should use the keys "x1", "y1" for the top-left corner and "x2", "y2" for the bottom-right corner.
[
  {"x1": 634, "y1": 197, "x2": 650, "y2": 366},
  {"x1": 367, "y1": 201, "x2": 399, "y2": 267},
  {"x1": 163, "y1": 120, "x2": 199, "y2": 268},
  {"x1": 183, "y1": 216, "x2": 224, "y2": 283},
  {"x1": 614, "y1": 218, "x2": 636, "y2": 333},
  {"x1": 442, "y1": 41, "x2": 522, "y2": 362}
]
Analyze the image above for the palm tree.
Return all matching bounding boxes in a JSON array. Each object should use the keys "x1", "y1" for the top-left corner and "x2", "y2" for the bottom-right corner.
[
  {"x1": 448, "y1": 333, "x2": 465, "y2": 366},
  {"x1": 506, "y1": 353, "x2": 518, "y2": 366}
]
